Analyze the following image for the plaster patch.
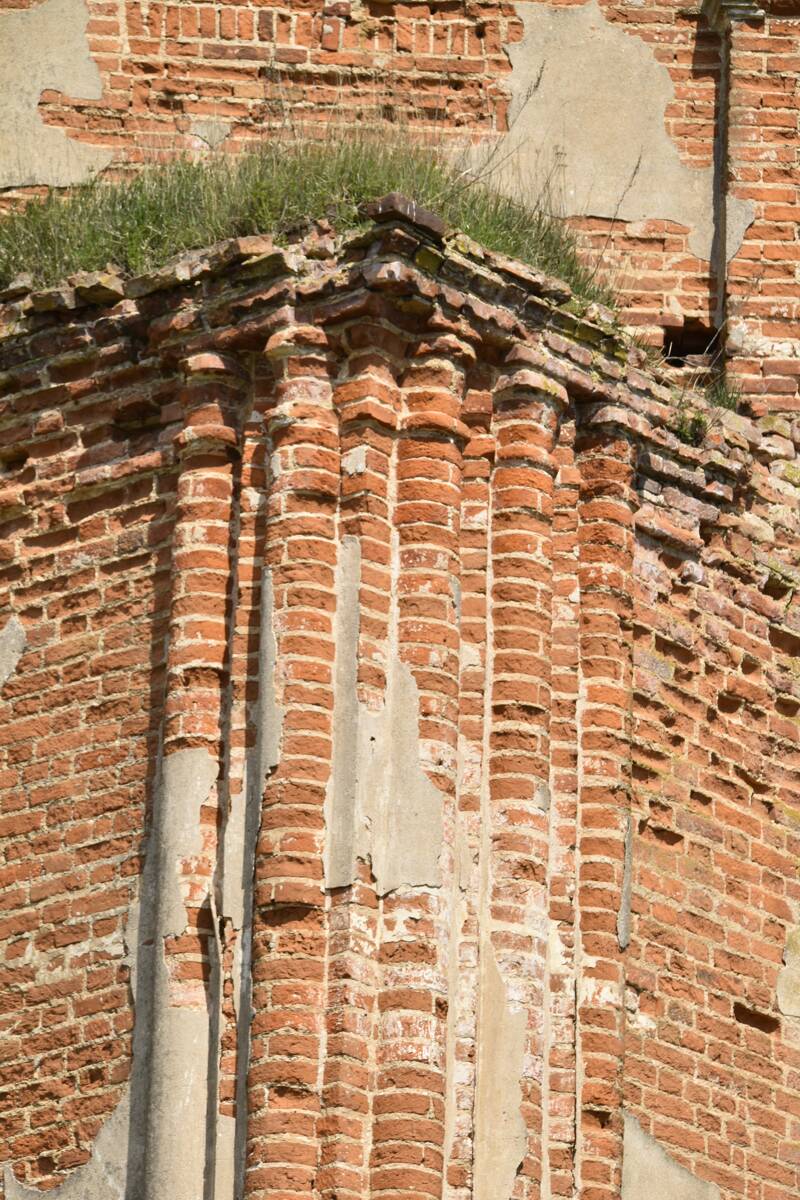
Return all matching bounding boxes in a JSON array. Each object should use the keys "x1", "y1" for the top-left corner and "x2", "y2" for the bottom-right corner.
[
  {"x1": 473, "y1": 947, "x2": 527, "y2": 1200},
  {"x1": 0, "y1": 0, "x2": 113, "y2": 188},
  {"x1": 622, "y1": 1112, "x2": 720, "y2": 1200},
  {"x1": 497, "y1": 1, "x2": 753, "y2": 261},
  {"x1": 4, "y1": 1093, "x2": 129, "y2": 1200},
  {"x1": 325, "y1": 535, "x2": 444, "y2": 895},
  {"x1": 189, "y1": 119, "x2": 231, "y2": 151},
  {"x1": 140, "y1": 746, "x2": 218, "y2": 1200},
  {"x1": 777, "y1": 928, "x2": 800, "y2": 1017},
  {"x1": 0, "y1": 615, "x2": 25, "y2": 690},
  {"x1": 617, "y1": 811, "x2": 633, "y2": 951}
]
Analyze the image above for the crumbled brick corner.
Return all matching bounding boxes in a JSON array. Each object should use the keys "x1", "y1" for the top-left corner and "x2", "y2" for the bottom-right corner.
[{"x1": 1, "y1": 197, "x2": 799, "y2": 1200}]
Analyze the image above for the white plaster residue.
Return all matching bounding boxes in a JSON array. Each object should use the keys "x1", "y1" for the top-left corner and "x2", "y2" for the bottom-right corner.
[
  {"x1": 0, "y1": 616, "x2": 25, "y2": 691},
  {"x1": 142, "y1": 746, "x2": 218, "y2": 1200},
  {"x1": 189, "y1": 119, "x2": 231, "y2": 151},
  {"x1": 778, "y1": 928, "x2": 800, "y2": 1017},
  {"x1": 499, "y1": 1, "x2": 753, "y2": 261},
  {"x1": 0, "y1": 0, "x2": 113, "y2": 188},
  {"x1": 473, "y1": 947, "x2": 527, "y2": 1200},
  {"x1": 325, "y1": 535, "x2": 444, "y2": 895},
  {"x1": 342, "y1": 445, "x2": 367, "y2": 476},
  {"x1": 622, "y1": 1112, "x2": 720, "y2": 1200}
]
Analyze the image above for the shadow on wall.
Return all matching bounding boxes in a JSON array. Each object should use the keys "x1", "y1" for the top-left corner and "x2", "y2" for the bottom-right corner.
[{"x1": 0, "y1": 0, "x2": 112, "y2": 189}]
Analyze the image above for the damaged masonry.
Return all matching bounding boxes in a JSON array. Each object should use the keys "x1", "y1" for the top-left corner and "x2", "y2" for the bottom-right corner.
[{"x1": 2, "y1": 199, "x2": 800, "y2": 1200}]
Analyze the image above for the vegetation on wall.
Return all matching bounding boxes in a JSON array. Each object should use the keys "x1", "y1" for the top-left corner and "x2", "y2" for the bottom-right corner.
[{"x1": 0, "y1": 133, "x2": 614, "y2": 304}]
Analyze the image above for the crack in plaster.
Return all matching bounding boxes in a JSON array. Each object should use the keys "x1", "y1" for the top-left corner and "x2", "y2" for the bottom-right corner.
[
  {"x1": 497, "y1": 0, "x2": 753, "y2": 262},
  {"x1": 622, "y1": 1112, "x2": 720, "y2": 1200}
]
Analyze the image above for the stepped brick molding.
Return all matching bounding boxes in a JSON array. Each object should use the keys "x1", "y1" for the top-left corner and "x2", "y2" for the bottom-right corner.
[
  {"x1": 3, "y1": 0, "x2": 800, "y2": 415},
  {"x1": 2, "y1": 202, "x2": 800, "y2": 1200}
]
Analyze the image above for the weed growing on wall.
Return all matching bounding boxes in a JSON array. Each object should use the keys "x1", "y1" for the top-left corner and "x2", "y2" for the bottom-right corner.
[{"x1": 0, "y1": 132, "x2": 613, "y2": 304}]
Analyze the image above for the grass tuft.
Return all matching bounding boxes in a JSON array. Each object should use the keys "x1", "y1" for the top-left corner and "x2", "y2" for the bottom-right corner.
[{"x1": 0, "y1": 133, "x2": 614, "y2": 305}]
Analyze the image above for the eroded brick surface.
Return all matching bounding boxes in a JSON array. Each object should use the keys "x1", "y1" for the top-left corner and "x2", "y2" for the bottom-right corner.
[{"x1": 1, "y1": 212, "x2": 800, "y2": 1200}]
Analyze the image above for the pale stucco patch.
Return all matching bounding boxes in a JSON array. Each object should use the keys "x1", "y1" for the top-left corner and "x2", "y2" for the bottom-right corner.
[
  {"x1": 0, "y1": 0, "x2": 112, "y2": 188},
  {"x1": 497, "y1": 1, "x2": 753, "y2": 262},
  {"x1": 472, "y1": 947, "x2": 527, "y2": 1200},
  {"x1": 622, "y1": 1112, "x2": 720, "y2": 1200},
  {"x1": 324, "y1": 535, "x2": 444, "y2": 895}
]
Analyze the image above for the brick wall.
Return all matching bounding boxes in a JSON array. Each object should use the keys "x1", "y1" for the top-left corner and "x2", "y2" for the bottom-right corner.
[{"x1": 2, "y1": 202, "x2": 800, "y2": 1200}]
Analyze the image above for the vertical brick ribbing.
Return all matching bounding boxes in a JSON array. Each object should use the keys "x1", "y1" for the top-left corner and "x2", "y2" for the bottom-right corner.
[
  {"x1": 369, "y1": 336, "x2": 470, "y2": 1200},
  {"x1": 573, "y1": 422, "x2": 636, "y2": 1200},
  {"x1": 445, "y1": 365, "x2": 494, "y2": 1200},
  {"x1": 543, "y1": 416, "x2": 581, "y2": 1199},
  {"x1": 145, "y1": 350, "x2": 246, "y2": 1199},
  {"x1": 317, "y1": 321, "x2": 402, "y2": 1200},
  {"x1": 485, "y1": 357, "x2": 567, "y2": 1198},
  {"x1": 245, "y1": 323, "x2": 339, "y2": 1200}
]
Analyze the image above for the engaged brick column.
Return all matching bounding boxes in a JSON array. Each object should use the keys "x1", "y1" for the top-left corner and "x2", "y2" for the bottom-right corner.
[
  {"x1": 318, "y1": 318, "x2": 402, "y2": 1200},
  {"x1": 573, "y1": 414, "x2": 637, "y2": 1200},
  {"x1": 369, "y1": 334, "x2": 471, "y2": 1200},
  {"x1": 475, "y1": 352, "x2": 567, "y2": 1200},
  {"x1": 245, "y1": 322, "x2": 339, "y2": 1200},
  {"x1": 142, "y1": 351, "x2": 246, "y2": 1200}
]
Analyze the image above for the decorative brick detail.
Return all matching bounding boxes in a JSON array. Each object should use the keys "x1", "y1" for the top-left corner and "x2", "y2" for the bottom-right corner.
[{"x1": 2, "y1": 209, "x2": 800, "y2": 1200}]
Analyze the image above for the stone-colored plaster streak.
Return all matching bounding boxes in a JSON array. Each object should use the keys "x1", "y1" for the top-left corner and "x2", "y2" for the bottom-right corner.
[
  {"x1": 617, "y1": 812, "x2": 633, "y2": 951},
  {"x1": 622, "y1": 1112, "x2": 720, "y2": 1200},
  {"x1": 777, "y1": 929, "x2": 800, "y2": 1017},
  {"x1": 0, "y1": 616, "x2": 25, "y2": 691},
  {"x1": 501, "y1": 1, "x2": 753, "y2": 261},
  {"x1": 473, "y1": 948, "x2": 527, "y2": 1200},
  {"x1": 141, "y1": 747, "x2": 219, "y2": 1200},
  {"x1": 325, "y1": 535, "x2": 443, "y2": 895},
  {"x1": 4, "y1": 1097, "x2": 130, "y2": 1200},
  {"x1": 0, "y1": 0, "x2": 112, "y2": 188}
]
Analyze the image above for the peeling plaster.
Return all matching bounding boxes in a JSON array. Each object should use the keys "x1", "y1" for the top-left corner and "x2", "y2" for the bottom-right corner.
[
  {"x1": 473, "y1": 947, "x2": 527, "y2": 1200},
  {"x1": 497, "y1": 1, "x2": 753, "y2": 262},
  {"x1": 325, "y1": 535, "x2": 444, "y2": 895},
  {"x1": 232, "y1": 565, "x2": 284, "y2": 1199},
  {"x1": 617, "y1": 811, "x2": 633, "y2": 951},
  {"x1": 189, "y1": 120, "x2": 231, "y2": 152},
  {"x1": 777, "y1": 928, "x2": 800, "y2": 1017},
  {"x1": 0, "y1": 616, "x2": 25, "y2": 690},
  {"x1": 0, "y1": 0, "x2": 113, "y2": 189},
  {"x1": 622, "y1": 1112, "x2": 720, "y2": 1200},
  {"x1": 4, "y1": 1095, "x2": 130, "y2": 1200}
]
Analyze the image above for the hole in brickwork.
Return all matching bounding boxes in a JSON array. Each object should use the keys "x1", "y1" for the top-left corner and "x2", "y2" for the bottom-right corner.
[
  {"x1": 769, "y1": 625, "x2": 800, "y2": 657},
  {"x1": 0, "y1": 448, "x2": 29, "y2": 475},
  {"x1": 733, "y1": 1003, "x2": 780, "y2": 1034},
  {"x1": 663, "y1": 319, "x2": 715, "y2": 367},
  {"x1": 639, "y1": 819, "x2": 683, "y2": 847},
  {"x1": 776, "y1": 696, "x2": 800, "y2": 718}
]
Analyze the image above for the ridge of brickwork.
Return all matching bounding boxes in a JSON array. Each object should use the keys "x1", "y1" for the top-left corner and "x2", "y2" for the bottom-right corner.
[{"x1": 1, "y1": 204, "x2": 800, "y2": 1200}]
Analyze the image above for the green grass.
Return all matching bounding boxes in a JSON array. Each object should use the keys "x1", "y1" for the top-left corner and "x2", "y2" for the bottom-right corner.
[{"x1": 0, "y1": 134, "x2": 614, "y2": 305}]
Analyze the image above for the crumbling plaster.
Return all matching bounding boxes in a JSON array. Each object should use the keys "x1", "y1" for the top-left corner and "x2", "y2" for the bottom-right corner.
[
  {"x1": 0, "y1": 616, "x2": 25, "y2": 691},
  {"x1": 500, "y1": 0, "x2": 753, "y2": 262},
  {"x1": 472, "y1": 948, "x2": 528, "y2": 1200},
  {"x1": 0, "y1": 0, "x2": 112, "y2": 189},
  {"x1": 622, "y1": 1112, "x2": 721, "y2": 1200},
  {"x1": 324, "y1": 535, "x2": 444, "y2": 895}
]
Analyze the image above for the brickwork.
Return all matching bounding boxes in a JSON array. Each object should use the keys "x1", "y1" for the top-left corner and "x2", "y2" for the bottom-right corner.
[
  {"x1": 4, "y1": 0, "x2": 800, "y2": 411},
  {"x1": 2, "y1": 204, "x2": 800, "y2": 1199}
]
